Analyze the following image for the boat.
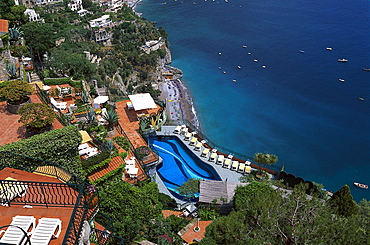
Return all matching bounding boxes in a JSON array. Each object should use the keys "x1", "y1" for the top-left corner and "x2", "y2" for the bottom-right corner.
[
  {"x1": 362, "y1": 68, "x2": 370, "y2": 72},
  {"x1": 237, "y1": 66, "x2": 241, "y2": 69},
  {"x1": 253, "y1": 59, "x2": 258, "y2": 62},
  {"x1": 354, "y1": 182, "x2": 368, "y2": 189},
  {"x1": 326, "y1": 47, "x2": 333, "y2": 51},
  {"x1": 262, "y1": 65, "x2": 266, "y2": 69},
  {"x1": 248, "y1": 52, "x2": 251, "y2": 55},
  {"x1": 338, "y1": 78, "x2": 345, "y2": 82},
  {"x1": 242, "y1": 45, "x2": 247, "y2": 48},
  {"x1": 338, "y1": 58, "x2": 348, "y2": 62},
  {"x1": 358, "y1": 97, "x2": 365, "y2": 101},
  {"x1": 232, "y1": 79, "x2": 236, "y2": 82},
  {"x1": 299, "y1": 50, "x2": 305, "y2": 53}
]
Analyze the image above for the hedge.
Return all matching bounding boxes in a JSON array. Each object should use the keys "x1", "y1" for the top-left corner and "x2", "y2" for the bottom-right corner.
[
  {"x1": 43, "y1": 77, "x2": 72, "y2": 85},
  {"x1": 81, "y1": 150, "x2": 111, "y2": 172},
  {"x1": 0, "y1": 125, "x2": 86, "y2": 179}
]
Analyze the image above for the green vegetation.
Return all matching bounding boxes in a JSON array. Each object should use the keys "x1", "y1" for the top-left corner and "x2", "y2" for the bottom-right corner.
[
  {"x1": 0, "y1": 126, "x2": 85, "y2": 178},
  {"x1": 18, "y1": 103, "x2": 57, "y2": 132},
  {"x1": 253, "y1": 152, "x2": 278, "y2": 176},
  {"x1": 201, "y1": 181, "x2": 370, "y2": 244},
  {"x1": 113, "y1": 136, "x2": 131, "y2": 151},
  {"x1": 0, "y1": 80, "x2": 33, "y2": 104},
  {"x1": 176, "y1": 178, "x2": 200, "y2": 201}
]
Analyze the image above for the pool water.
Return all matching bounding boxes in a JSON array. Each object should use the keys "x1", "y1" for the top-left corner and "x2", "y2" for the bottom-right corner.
[{"x1": 149, "y1": 136, "x2": 221, "y2": 198}]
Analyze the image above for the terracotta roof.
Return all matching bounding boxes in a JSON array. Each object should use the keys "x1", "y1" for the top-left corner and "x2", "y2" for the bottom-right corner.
[
  {"x1": 162, "y1": 210, "x2": 182, "y2": 218},
  {"x1": 0, "y1": 19, "x2": 8, "y2": 33}
]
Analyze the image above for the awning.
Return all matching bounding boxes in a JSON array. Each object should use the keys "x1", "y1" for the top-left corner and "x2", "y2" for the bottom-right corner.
[
  {"x1": 79, "y1": 130, "x2": 92, "y2": 143},
  {"x1": 93, "y1": 96, "x2": 109, "y2": 104},
  {"x1": 128, "y1": 93, "x2": 157, "y2": 111}
]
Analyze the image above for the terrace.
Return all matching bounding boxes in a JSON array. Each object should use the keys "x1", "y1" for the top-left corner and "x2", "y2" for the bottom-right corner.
[{"x1": 0, "y1": 152, "x2": 124, "y2": 244}]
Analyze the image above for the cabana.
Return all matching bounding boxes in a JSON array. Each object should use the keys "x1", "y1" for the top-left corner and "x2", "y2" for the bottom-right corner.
[{"x1": 128, "y1": 93, "x2": 157, "y2": 111}]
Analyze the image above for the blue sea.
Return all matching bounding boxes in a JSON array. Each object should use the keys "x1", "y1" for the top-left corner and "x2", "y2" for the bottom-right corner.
[{"x1": 136, "y1": 0, "x2": 370, "y2": 201}]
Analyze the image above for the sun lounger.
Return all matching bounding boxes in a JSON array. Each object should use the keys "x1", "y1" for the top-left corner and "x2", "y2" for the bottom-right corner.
[
  {"x1": 0, "y1": 215, "x2": 36, "y2": 245},
  {"x1": 0, "y1": 181, "x2": 28, "y2": 206},
  {"x1": 216, "y1": 155, "x2": 224, "y2": 165},
  {"x1": 238, "y1": 163, "x2": 245, "y2": 173},
  {"x1": 231, "y1": 161, "x2": 239, "y2": 171},
  {"x1": 194, "y1": 142, "x2": 202, "y2": 151},
  {"x1": 244, "y1": 165, "x2": 252, "y2": 175},
  {"x1": 173, "y1": 125, "x2": 182, "y2": 134},
  {"x1": 180, "y1": 127, "x2": 188, "y2": 135},
  {"x1": 78, "y1": 143, "x2": 89, "y2": 150},
  {"x1": 209, "y1": 152, "x2": 217, "y2": 162},
  {"x1": 201, "y1": 148, "x2": 210, "y2": 158},
  {"x1": 30, "y1": 218, "x2": 62, "y2": 245},
  {"x1": 245, "y1": 160, "x2": 252, "y2": 166},
  {"x1": 50, "y1": 98, "x2": 67, "y2": 111},
  {"x1": 184, "y1": 132, "x2": 192, "y2": 141},
  {"x1": 189, "y1": 137, "x2": 197, "y2": 146},
  {"x1": 223, "y1": 159, "x2": 231, "y2": 169}
]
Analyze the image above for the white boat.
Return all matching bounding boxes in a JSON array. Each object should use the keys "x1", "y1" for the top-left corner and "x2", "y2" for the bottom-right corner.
[
  {"x1": 338, "y1": 58, "x2": 348, "y2": 62},
  {"x1": 338, "y1": 79, "x2": 345, "y2": 82},
  {"x1": 354, "y1": 182, "x2": 368, "y2": 189},
  {"x1": 253, "y1": 59, "x2": 258, "y2": 62},
  {"x1": 326, "y1": 47, "x2": 333, "y2": 51}
]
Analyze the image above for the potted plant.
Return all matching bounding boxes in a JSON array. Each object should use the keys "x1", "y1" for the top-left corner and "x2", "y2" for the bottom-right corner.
[
  {"x1": 85, "y1": 184, "x2": 98, "y2": 209},
  {"x1": 135, "y1": 146, "x2": 151, "y2": 160},
  {"x1": 0, "y1": 80, "x2": 33, "y2": 114},
  {"x1": 18, "y1": 103, "x2": 57, "y2": 133}
]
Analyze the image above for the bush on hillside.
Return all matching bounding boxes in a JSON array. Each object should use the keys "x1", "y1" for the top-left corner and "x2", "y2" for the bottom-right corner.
[{"x1": 0, "y1": 125, "x2": 85, "y2": 179}]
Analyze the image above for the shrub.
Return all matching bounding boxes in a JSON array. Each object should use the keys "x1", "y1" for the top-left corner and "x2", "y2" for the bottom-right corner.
[
  {"x1": 135, "y1": 146, "x2": 150, "y2": 159},
  {"x1": 113, "y1": 136, "x2": 131, "y2": 151},
  {"x1": 43, "y1": 77, "x2": 72, "y2": 85},
  {"x1": 80, "y1": 150, "x2": 111, "y2": 171},
  {"x1": 18, "y1": 103, "x2": 57, "y2": 131},
  {"x1": 0, "y1": 80, "x2": 33, "y2": 104},
  {"x1": 0, "y1": 125, "x2": 85, "y2": 179}
]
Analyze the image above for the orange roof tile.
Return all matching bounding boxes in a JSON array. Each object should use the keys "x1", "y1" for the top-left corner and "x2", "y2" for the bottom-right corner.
[
  {"x1": 162, "y1": 210, "x2": 182, "y2": 218},
  {"x1": 0, "y1": 19, "x2": 8, "y2": 33}
]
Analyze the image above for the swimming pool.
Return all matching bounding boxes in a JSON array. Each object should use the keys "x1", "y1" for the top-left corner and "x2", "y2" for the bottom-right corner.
[{"x1": 149, "y1": 136, "x2": 222, "y2": 199}]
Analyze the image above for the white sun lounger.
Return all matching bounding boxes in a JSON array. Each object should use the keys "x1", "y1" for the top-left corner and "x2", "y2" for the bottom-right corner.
[
  {"x1": 194, "y1": 142, "x2": 202, "y2": 151},
  {"x1": 189, "y1": 137, "x2": 197, "y2": 146},
  {"x1": 209, "y1": 152, "x2": 217, "y2": 162},
  {"x1": 238, "y1": 163, "x2": 245, "y2": 173},
  {"x1": 231, "y1": 161, "x2": 239, "y2": 171},
  {"x1": 0, "y1": 215, "x2": 36, "y2": 245},
  {"x1": 223, "y1": 159, "x2": 231, "y2": 169},
  {"x1": 216, "y1": 155, "x2": 224, "y2": 165},
  {"x1": 180, "y1": 127, "x2": 188, "y2": 135},
  {"x1": 184, "y1": 132, "x2": 192, "y2": 141},
  {"x1": 244, "y1": 165, "x2": 252, "y2": 175},
  {"x1": 201, "y1": 148, "x2": 210, "y2": 158},
  {"x1": 30, "y1": 217, "x2": 62, "y2": 245},
  {"x1": 173, "y1": 126, "x2": 182, "y2": 134}
]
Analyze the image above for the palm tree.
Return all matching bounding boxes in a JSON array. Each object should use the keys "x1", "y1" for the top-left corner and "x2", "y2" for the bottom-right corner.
[{"x1": 102, "y1": 109, "x2": 119, "y2": 130}]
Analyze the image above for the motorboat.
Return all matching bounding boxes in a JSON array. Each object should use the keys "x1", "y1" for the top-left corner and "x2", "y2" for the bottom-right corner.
[
  {"x1": 237, "y1": 65, "x2": 241, "y2": 69},
  {"x1": 338, "y1": 79, "x2": 345, "y2": 82},
  {"x1": 232, "y1": 79, "x2": 236, "y2": 82},
  {"x1": 354, "y1": 182, "x2": 368, "y2": 189},
  {"x1": 242, "y1": 45, "x2": 247, "y2": 48},
  {"x1": 338, "y1": 58, "x2": 348, "y2": 62},
  {"x1": 262, "y1": 65, "x2": 266, "y2": 68},
  {"x1": 358, "y1": 97, "x2": 365, "y2": 101},
  {"x1": 362, "y1": 68, "x2": 370, "y2": 72},
  {"x1": 253, "y1": 59, "x2": 258, "y2": 62},
  {"x1": 326, "y1": 47, "x2": 333, "y2": 51},
  {"x1": 299, "y1": 50, "x2": 305, "y2": 53}
]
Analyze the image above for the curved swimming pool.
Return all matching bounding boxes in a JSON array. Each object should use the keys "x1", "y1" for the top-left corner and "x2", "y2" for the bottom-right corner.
[{"x1": 149, "y1": 136, "x2": 222, "y2": 199}]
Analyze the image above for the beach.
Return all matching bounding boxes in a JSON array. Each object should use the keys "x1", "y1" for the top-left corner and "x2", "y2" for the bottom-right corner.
[{"x1": 158, "y1": 79, "x2": 199, "y2": 128}]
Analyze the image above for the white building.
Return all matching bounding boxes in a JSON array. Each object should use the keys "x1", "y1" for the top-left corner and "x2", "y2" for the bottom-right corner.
[
  {"x1": 141, "y1": 37, "x2": 164, "y2": 54},
  {"x1": 68, "y1": 0, "x2": 82, "y2": 11},
  {"x1": 89, "y1": 15, "x2": 112, "y2": 29},
  {"x1": 77, "y1": 9, "x2": 89, "y2": 17},
  {"x1": 24, "y1": 9, "x2": 44, "y2": 22}
]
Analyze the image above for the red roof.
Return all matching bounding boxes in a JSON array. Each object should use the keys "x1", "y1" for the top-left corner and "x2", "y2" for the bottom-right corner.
[{"x1": 0, "y1": 19, "x2": 8, "y2": 33}]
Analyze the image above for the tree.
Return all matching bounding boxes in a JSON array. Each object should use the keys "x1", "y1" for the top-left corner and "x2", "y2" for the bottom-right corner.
[
  {"x1": 328, "y1": 184, "x2": 359, "y2": 217},
  {"x1": 21, "y1": 22, "x2": 56, "y2": 63},
  {"x1": 0, "y1": 80, "x2": 33, "y2": 104},
  {"x1": 0, "y1": 0, "x2": 28, "y2": 27},
  {"x1": 253, "y1": 152, "x2": 278, "y2": 176},
  {"x1": 18, "y1": 103, "x2": 57, "y2": 131},
  {"x1": 176, "y1": 178, "x2": 199, "y2": 201}
]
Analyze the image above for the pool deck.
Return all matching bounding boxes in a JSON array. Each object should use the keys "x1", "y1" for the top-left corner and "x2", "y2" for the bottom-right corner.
[{"x1": 155, "y1": 126, "x2": 252, "y2": 183}]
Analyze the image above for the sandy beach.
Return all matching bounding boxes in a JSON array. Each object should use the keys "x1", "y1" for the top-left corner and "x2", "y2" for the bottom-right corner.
[{"x1": 159, "y1": 79, "x2": 199, "y2": 128}]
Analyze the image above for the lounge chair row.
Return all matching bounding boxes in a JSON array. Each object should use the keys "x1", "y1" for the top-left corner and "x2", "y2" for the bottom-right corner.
[
  {"x1": 0, "y1": 215, "x2": 62, "y2": 245},
  {"x1": 174, "y1": 125, "x2": 254, "y2": 175}
]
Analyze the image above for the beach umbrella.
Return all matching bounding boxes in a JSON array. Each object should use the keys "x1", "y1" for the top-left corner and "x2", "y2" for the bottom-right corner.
[{"x1": 93, "y1": 96, "x2": 109, "y2": 104}]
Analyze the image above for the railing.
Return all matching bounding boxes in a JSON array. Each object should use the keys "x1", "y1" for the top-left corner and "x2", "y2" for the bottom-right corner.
[
  {"x1": 164, "y1": 119, "x2": 281, "y2": 173},
  {"x1": 93, "y1": 228, "x2": 125, "y2": 245}
]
